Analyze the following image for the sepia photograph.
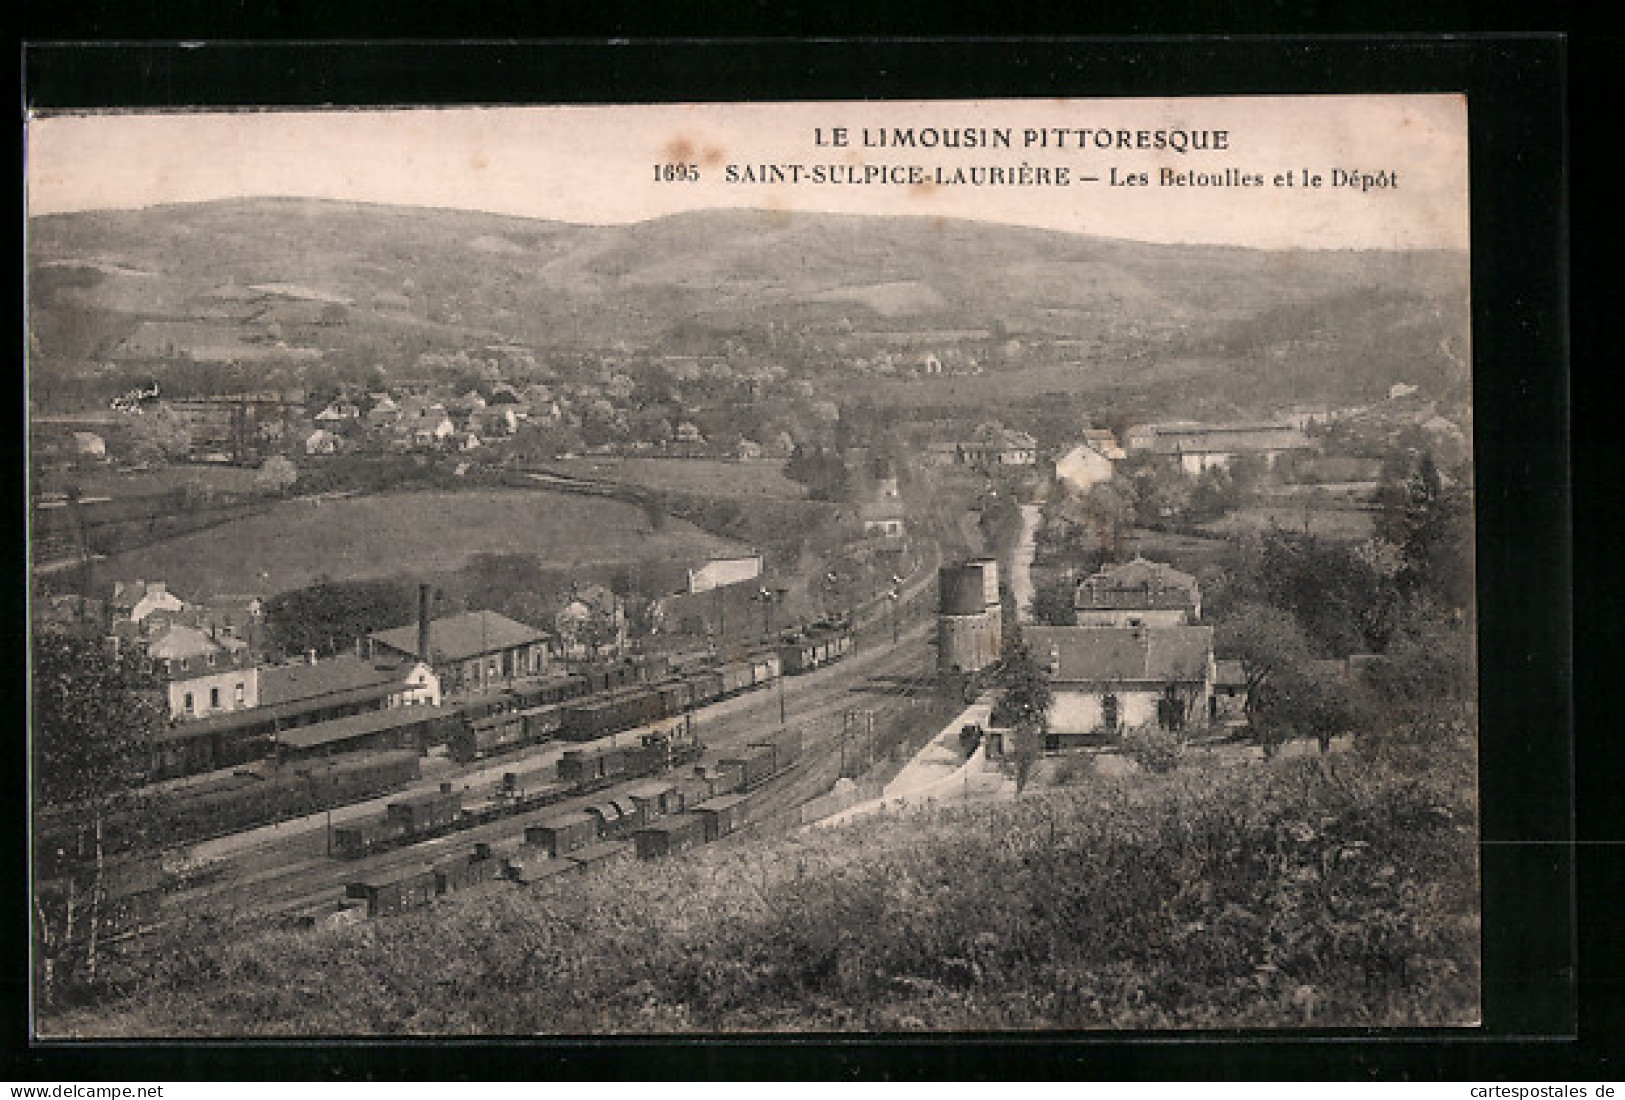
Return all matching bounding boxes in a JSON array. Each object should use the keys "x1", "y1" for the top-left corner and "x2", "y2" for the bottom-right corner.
[{"x1": 26, "y1": 93, "x2": 1481, "y2": 1038}]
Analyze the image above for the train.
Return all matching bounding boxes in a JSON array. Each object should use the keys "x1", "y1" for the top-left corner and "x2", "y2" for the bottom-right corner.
[
  {"x1": 448, "y1": 650, "x2": 789, "y2": 762},
  {"x1": 37, "y1": 631, "x2": 848, "y2": 879},
  {"x1": 330, "y1": 719, "x2": 706, "y2": 859},
  {"x1": 34, "y1": 750, "x2": 423, "y2": 878},
  {"x1": 338, "y1": 726, "x2": 806, "y2": 919}
]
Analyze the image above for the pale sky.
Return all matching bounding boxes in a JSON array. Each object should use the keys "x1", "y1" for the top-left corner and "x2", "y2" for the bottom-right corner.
[{"x1": 25, "y1": 97, "x2": 1469, "y2": 250}]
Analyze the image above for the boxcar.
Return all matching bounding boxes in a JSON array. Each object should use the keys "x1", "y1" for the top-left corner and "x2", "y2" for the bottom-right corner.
[
  {"x1": 332, "y1": 815, "x2": 410, "y2": 858},
  {"x1": 525, "y1": 811, "x2": 599, "y2": 857},
  {"x1": 721, "y1": 745, "x2": 777, "y2": 789},
  {"x1": 672, "y1": 772, "x2": 716, "y2": 813},
  {"x1": 434, "y1": 850, "x2": 502, "y2": 895},
  {"x1": 624, "y1": 779, "x2": 679, "y2": 819},
  {"x1": 556, "y1": 748, "x2": 604, "y2": 785},
  {"x1": 508, "y1": 673, "x2": 586, "y2": 709},
  {"x1": 385, "y1": 785, "x2": 463, "y2": 833},
  {"x1": 716, "y1": 661, "x2": 749, "y2": 698},
  {"x1": 560, "y1": 688, "x2": 663, "y2": 742},
  {"x1": 749, "y1": 727, "x2": 804, "y2": 773},
  {"x1": 633, "y1": 814, "x2": 707, "y2": 860},
  {"x1": 346, "y1": 867, "x2": 437, "y2": 918},
  {"x1": 691, "y1": 791, "x2": 754, "y2": 842}
]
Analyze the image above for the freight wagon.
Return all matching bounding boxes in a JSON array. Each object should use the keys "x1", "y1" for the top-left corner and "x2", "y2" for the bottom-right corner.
[
  {"x1": 624, "y1": 779, "x2": 680, "y2": 819},
  {"x1": 37, "y1": 751, "x2": 423, "y2": 874},
  {"x1": 720, "y1": 745, "x2": 777, "y2": 789},
  {"x1": 505, "y1": 672, "x2": 588, "y2": 709},
  {"x1": 747, "y1": 727, "x2": 805, "y2": 774},
  {"x1": 450, "y1": 703, "x2": 563, "y2": 763},
  {"x1": 385, "y1": 785, "x2": 463, "y2": 832},
  {"x1": 690, "y1": 791, "x2": 754, "y2": 842},
  {"x1": 560, "y1": 687, "x2": 666, "y2": 742},
  {"x1": 346, "y1": 867, "x2": 438, "y2": 918},
  {"x1": 680, "y1": 668, "x2": 726, "y2": 708},
  {"x1": 524, "y1": 811, "x2": 599, "y2": 857},
  {"x1": 433, "y1": 849, "x2": 503, "y2": 895},
  {"x1": 633, "y1": 814, "x2": 707, "y2": 859}
]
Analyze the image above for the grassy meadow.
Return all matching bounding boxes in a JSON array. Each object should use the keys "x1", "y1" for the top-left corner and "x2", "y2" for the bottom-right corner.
[
  {"x1": 47, "y1": 742, "x2": 1479, "y2": 1036},
  {"x1": 92, "y1": 488, "x2": 747, "y2": 598}
]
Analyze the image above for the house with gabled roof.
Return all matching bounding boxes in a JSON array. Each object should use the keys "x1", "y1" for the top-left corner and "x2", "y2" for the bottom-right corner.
[
  {"x1": 1074, "y1": 557, "x2": 1202, "y2": 627},
  {"x1": 370, "y1": 610, "x2": 548, "y2": 694},
  {"x1": 1024, "y1": 623, "x2": 1216, "y2": 748}
]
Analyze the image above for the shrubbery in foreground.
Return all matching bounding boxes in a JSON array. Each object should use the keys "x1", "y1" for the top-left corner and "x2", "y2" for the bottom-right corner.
[{"x1": 49, "y1": 745, "x2": 1478, "y2": 1035}]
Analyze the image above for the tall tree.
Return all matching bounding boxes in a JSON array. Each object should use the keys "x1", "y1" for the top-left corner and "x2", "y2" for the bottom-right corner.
[{"x1": 32, "y1": 630, "x2": 166, "y2": 1000}]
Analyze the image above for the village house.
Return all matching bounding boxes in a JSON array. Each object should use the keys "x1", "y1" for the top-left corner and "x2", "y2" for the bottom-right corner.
[
  {"x1": 315, "y1": 401, "x2": 360, "y2": 423},
  {"x1": 1023, "y1": 623, "x2": 1217, "y2": 751},
  {"x1": 1134, "y1": 421, "x2": 1314, "y2": 478},
  {"x1": 957, "y1": 423, "x2": 1039, "y2": 469},
  {"x1": 1074, "y1": 557, "x2": 1202, "y2": 628},
  {"x1": 554, "y1": 586, "x2": 628, "y2": 660},
  {"x1": 369, "y1": 609, "x2": 548, "y2": 694},
  {"x1": 305, "y1": 427, "x2": 342, "y2": 455},
  {"x1": 146, "y1": 622, "x2": 260, "y2": 722},
  {"x1": 110, "y1": 579, "x2": 187, "y2": 629},
  {"x1": 1054, "y1": 438, "x2": 1117, "y2": 494}
]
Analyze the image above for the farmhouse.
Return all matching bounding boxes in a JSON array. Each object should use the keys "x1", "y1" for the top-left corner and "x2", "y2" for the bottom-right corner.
[
  {"x1": 305, "y1": 428, "x2": 342, "y2": 455},
  {"x1": 370, "y1": 609, "x2": 548, "y2": 693},
  {"x1": 957, "y1": 423, "x2": 1038, "y2": 469},
  {"x1": 1074, "y1": 557, "x2": 1202, "y2": 627},
  {"x1": 1139, "y1": 421, "x2": 1314, "y2": 478},
  {"x1": 111, "y1": 579, "x2": 188, "y2": 628},
  {"x1": 1024, "y1": 624, "x2": 1216, "y2": 750},
  {"x1": 1054, "y1": 441, "x2": 1116, "y2": 493}
]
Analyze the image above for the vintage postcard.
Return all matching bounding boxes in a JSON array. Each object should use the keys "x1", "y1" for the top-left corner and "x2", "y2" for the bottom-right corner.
[{"x1": 27, "y1": 96, "x2": 1478, "y2": 1036}]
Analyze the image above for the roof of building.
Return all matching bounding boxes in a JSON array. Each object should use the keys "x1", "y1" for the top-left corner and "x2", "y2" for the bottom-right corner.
[
  {"x1": 275, "y1": 704, "x2": 456, "y2": 751},
  {"x1": 1214, "y1": 659, "x2": 1248, "y2": 688},
  {"x1": 1075, "y1": 557, "x2": 1201, "y2": 612},
  {"x1": 1023, "y1": 625, "x2": 1214, "y2": 686},
  {"x1": 371, "y1": 610, "x2": 546, "y2": 663},
  {"x1": 146, "y1": 623, "x2": 235, "y2": 661},
  {"x1": 1148, "y1": 423, "x2": 1312, "y2": 456},
  {"x1": 260, "y1": 653, "x2": 421, "y2": 707}
]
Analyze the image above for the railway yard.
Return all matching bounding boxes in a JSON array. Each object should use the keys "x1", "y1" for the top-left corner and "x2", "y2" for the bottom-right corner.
[{"x1": 77, "y1": 560, "x2": 947, "y2": 961}]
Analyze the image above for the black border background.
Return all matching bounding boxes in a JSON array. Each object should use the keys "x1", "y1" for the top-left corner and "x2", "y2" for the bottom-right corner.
[{"x1": 12, "y1": 34, "x2": 1594, "y2": 1081}]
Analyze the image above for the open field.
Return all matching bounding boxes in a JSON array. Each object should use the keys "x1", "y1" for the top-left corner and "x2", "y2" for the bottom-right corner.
[
  {"x1": 539, "y1": 457, "x2": 807, "y2": 501},
  {"x1": 92, "y1": 488, "x2": 747, "y2": 598},
  {"x1": 33, "y1": 462, "x2": 267, "y2": 500},
  {"x1": 1199, "y1": 502, "x2": 1375, "y2": 543}
]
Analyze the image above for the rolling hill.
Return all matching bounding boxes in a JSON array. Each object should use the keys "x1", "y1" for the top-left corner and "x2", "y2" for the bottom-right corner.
[{"x1": 27, "y1": 197, "x2": 1471, "y2": 407}]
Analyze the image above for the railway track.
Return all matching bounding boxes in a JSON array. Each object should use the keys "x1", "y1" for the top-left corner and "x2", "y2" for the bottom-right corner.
[{"x1": 96, "y1": 557, "x2": 946, "y2": 957}]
